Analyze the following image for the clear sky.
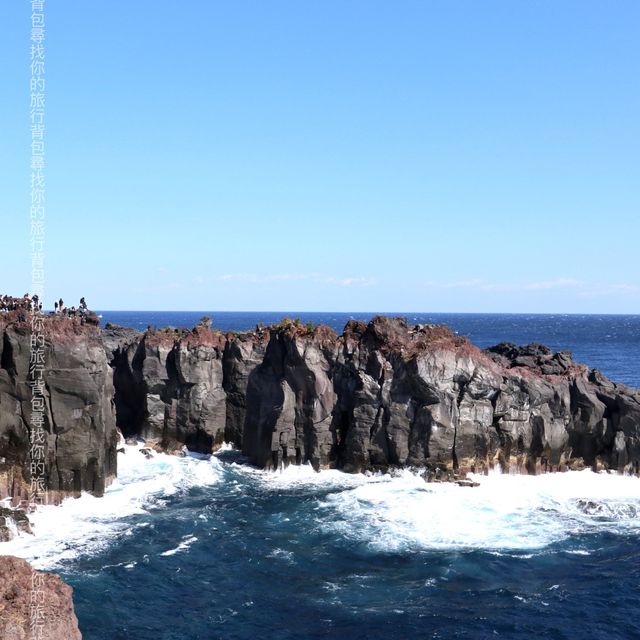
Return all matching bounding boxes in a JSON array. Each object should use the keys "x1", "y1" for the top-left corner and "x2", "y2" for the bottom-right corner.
[{"x1": 1, "y1": 1, "x2": 638, "y2": 312}]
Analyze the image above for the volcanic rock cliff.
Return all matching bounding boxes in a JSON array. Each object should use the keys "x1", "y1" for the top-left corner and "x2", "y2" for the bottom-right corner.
[
  {"x1": 1, "y1": 313, "x2": 639, "y2": 505},
  {"x1": 0, "y1": 313, "x2": 117, "y2": 505},
  {"x1": 104, "y1": 316, "x2": 640, "y2": 476}
]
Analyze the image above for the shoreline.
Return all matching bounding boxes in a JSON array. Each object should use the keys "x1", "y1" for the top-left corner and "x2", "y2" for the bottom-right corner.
[{"x1": 3, "y1": 440, "x2": 640, "y2": 571}]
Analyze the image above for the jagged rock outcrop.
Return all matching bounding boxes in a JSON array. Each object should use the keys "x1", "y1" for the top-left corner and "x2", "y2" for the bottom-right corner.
[
  {"x1": 1, "y1": 311, "x2": 639, "y2": 504},
  {"x1": 0, "y1": 313, "x2": 117, "y2": 504},
  {"x1": 104, "y1": 325, "x2": 229, "y2": 453},
  {"x1": 239, "y1": 324, "x2": 337, "y2": 469},
  {"x1": 106, "y1": 316, "x2": 640, "y2": 476},
  {"x1": 0, "y1": 555, "x2": 82, "y2": 639}
]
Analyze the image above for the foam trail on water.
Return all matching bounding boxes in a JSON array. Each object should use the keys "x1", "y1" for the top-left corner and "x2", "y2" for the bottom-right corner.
[{"x1": 160, "y1": 534, "x2": 199, "y2": 557}]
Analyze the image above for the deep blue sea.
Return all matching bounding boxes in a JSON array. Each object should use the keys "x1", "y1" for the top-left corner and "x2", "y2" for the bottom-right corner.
[{"x1": 4, "y1": 313, "x2": 640, "y2": 640}]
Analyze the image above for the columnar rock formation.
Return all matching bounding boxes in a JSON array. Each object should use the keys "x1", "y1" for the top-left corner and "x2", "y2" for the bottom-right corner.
[
  {"x1": 1, "y1": 312, "x2": 639, "y2": 505},
  {"x1": 104, "y1": 316, "x2": 640, "y2": 476},
  {"x1": 0, "y1": 555, "x2": 82, "y2": 640},
  {"x1": 0, "y1": 312, "x2": 117, "y2": 505}
]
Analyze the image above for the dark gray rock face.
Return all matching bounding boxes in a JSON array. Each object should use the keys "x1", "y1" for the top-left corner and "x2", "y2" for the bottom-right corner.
[
  {"x1": 104, "y1": 326, "x2": 230, "y2": 453},
  {"x1": 1, "y1": 313, "x2": 639, "y2": 505},
  {"x1": 223, "y1": 331, "x2": 271, "y2": 455},
  {"x1": 239, "y1": 325, "x2": 337, "y2": 470},
  {"x1": 0, "y1": 314, "x2": 117, "y2": 504},
  {"x1": 107, "y1": 316, "x2": 640, "y2": 476}
]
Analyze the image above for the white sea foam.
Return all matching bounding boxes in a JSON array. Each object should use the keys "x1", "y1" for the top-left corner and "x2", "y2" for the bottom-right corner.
[
  {"x1": 2, "y1": 517, "x2": 20, "y2": 540},
  {"x1": 315, "y1": 469, "x2": 640, "y2": 553},
  {"x1": 266, "y1": 548, "x2": 295, "y2": 563},
  {"x1": 233, "y1": 460, "x2": 640, "y2": 552},
  {"x1": 0, "y1": 442, "x2": 223, "y2": 569},
  {"x1": 161, "y1": 534, "x2": 199, "y2": 556},
  {"x1": 2, "y1": 441, "x2": 639, "y2": 568},
  {"x1": 248, "y1": 460, "x2": 373, "y2": 492}
]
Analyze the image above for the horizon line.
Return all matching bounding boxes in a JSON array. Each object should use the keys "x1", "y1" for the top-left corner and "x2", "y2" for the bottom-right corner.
[{"x1": 89, "y1": 309, "x2": 640, "y2": 317}]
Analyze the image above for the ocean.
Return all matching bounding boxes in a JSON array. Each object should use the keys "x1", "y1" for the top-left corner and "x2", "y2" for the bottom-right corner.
[{"x1": 4, "y1": 312, "x2": 640, "y2": 639}]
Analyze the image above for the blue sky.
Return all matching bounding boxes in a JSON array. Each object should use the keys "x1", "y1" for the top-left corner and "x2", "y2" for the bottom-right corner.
[{"x1": 1, "y1": 1, "x2": 638, "y2": 312}]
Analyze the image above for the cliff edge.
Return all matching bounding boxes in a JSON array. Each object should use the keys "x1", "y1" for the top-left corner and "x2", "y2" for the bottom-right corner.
[{"x1": 0, "y1": 312, "x2": 117, "y2": 505}]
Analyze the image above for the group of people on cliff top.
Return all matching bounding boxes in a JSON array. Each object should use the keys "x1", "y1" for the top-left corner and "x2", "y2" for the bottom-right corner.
[
  {"x1": 52, "y1": 296, "x2": 89, "y2": 318},
  {"x1": 0, "y1": 293, "x2": 43, "y2": 313},
  {"x1": 0, "y1": 294, "x2": 90, "y2": 318}
]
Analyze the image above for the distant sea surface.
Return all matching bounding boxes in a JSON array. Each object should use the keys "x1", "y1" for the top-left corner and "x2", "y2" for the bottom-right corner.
[
  {"x1": 99, "y1": 311, "x2": 640, "y2": 387},
  {"x1": 4, "y1": 312, "x2": 638, "y2": 640}
]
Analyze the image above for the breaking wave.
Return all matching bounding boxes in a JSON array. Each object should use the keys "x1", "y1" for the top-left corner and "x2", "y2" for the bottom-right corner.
[
  {"x1": 1, "y1": 442, "x2": 224, "y2": 569},
  {"x1": 315, "y1": 469, "x2": 640, "y2": 553}
]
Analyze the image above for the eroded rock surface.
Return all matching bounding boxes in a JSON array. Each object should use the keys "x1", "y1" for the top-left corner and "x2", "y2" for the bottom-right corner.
[
  {"x1": 0, "y1": 507, "x2": 31, "y2": 541},
  {"x1": 0, "y1": 555, "x2": 82, "y2": 640},
  {"x1": 0, "y1": 313, "x2": 117, "y2": 504}
]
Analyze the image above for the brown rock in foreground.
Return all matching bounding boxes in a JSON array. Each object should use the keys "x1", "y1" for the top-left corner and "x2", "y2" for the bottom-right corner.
[{"x1": 0, "y1": 555, "x2": 81, "y2": 640}]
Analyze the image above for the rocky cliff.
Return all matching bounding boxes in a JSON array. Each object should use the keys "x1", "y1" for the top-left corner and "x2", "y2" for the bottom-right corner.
[
  {"x1": 0, "y1": 312, "x2": 638, "y2": 506},
  {"x1": 0, "y1": 555, "x2": 82, "y2": 640},
  {"x1": 0, "y1": 312, "x2": 117, "y2": 505},
  {"x1": 105, "y1": 316, "x2": 640, "y2": 476}
]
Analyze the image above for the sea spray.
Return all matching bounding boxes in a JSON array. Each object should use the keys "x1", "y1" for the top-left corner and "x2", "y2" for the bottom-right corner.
[
  {"x1": 317, "y1": 468, "x2": 640, "y2": 553},
  {"x1": 0, "y1": 442, "x2": 224, "y2": 569}
]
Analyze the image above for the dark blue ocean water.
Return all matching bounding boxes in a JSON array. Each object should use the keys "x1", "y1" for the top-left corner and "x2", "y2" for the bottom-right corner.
[{"x1": 9, "y1": 313, "x2": 640, "y2": 640}]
